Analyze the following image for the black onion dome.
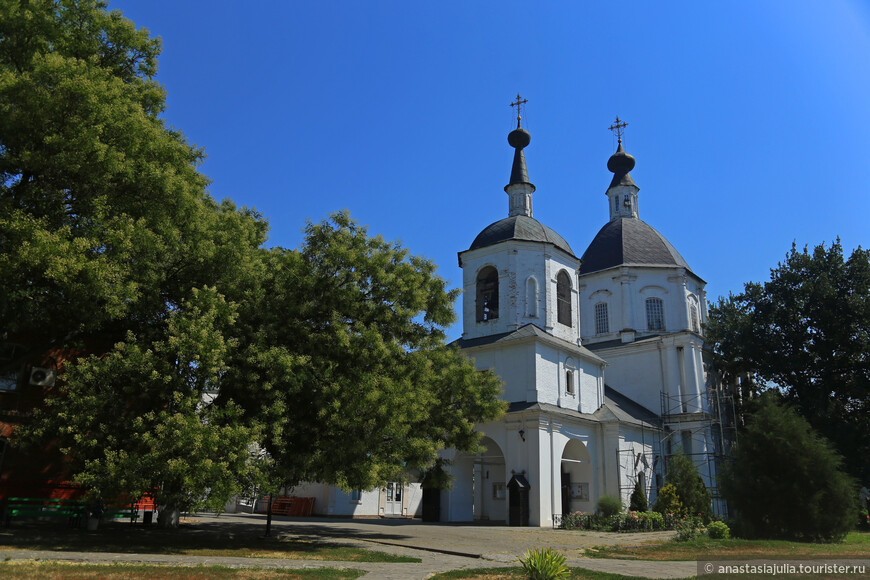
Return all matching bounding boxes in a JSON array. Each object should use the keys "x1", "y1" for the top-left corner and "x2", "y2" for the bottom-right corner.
[
  {"x1": 508, "y1": 126, "x2": 531, "y2": 149},
  {"x1": 470, "y1": 215, "x2": 575, "y2": 256},
  {"x1": 607, "y1": 142, "x2": 637, "y2": 188},
  {"x1": 579, "y1": 217, "x2": 697, "y2": 277},
  {"x1": 507, "y1": 126, "x2": 533, "y2": 187}
]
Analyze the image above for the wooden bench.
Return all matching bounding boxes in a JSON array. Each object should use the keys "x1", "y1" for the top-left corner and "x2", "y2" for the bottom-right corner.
[
  {"x1": 4, "y1": 497, "x2": 86, "y2": 527},
  {"x1": 98, "y1": 499, "x2": 138, "y2": 524},
  {"x1": 4, "y1": 497, "x2": 139, "y2": 526}
]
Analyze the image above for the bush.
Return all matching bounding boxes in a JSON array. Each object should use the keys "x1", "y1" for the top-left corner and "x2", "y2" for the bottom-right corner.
[
  {"x1": 562, "y1": 510, "x2": 669, "y2": 532},
  {"x1": 562, "y1": 511, "x2": 587, "y2": 530},
  {"x1": 720, "y1": 395, "x2": 858, "y2": 542},
  {"x1": 674, "y1": 516, "x2": 704, "y2": 542},
  {"x1": 629, "y1": 480, "x2": 648, "y2": 512},
  {"x1": 519, "y1": 548, "x2": 569, "y2": 580},
  {"x1": 652, "y1": 483, "x2": 683, "y2": 516},
  {"x1": 596, "y1": 494, "x2": 622, "y2": 517},
  {"x1": 859, "y1": 509, "x2": 869, "y2": 531},
  {"x1": 617, "y1": 510, "x2": 665, "y2": 531},
  {"x1": 707, "y1": 520, "x2": 730, "y2": 539},
  {"x1": 664, "y1": 450, "x2": 712, "y2": 521}
]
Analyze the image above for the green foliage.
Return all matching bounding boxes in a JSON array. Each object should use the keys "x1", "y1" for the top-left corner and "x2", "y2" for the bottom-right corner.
[
  {"x1": 595, "y1": 494, "x2": 622, "y2": 517},
  {"x1": 5, "y1": 1, "x2": 505, "y2": 524},
  {"x1": 652, "y1": 483, "x2": 684, "y2": 516},
  {"x1": 562, "y1": 510, "x2": 669, "y2": 532},
  {"x1": 20, "y1": 288, "x2": 262, "y2": 514},
  {"x1": 720, "y1": 395, "x2": 858, "y2": 542},
  {"x1": 674, "y1": 516, "x2": 704, "y2": 542},
  {"x1": 518, "y1": 548, "x2": 569, "y2": 580},
  {"x1": 706, "y1": 241, "x2": 870, "y2": 483},
  {"x1": 219, "y1": 213, "x2": 506, "y2": 491},
  {"x1": 662, "y1": 450, "x2": 711, "y2": 521},
  {"x1": 629, "y1": 479, "x2": 648, "y2": 512},
  {"x1": 707, "y1": 520, "x2": 730, "y2": 539},
  {"x1": 4, "y1": 0, "x2": 268, "y2": 524}
]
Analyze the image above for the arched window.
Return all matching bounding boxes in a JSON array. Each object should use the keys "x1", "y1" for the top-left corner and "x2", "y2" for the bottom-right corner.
[
  {"x1": 525, "y1": 277, "x2": 538, "y2": 318},
  {"x1": 645, "y1": 297, "x2": 665, "y2": 331},
  {"x1": 565, "y1": 358, "x2": 576, "y2": 396},
  {"x1": 594, "y1": 302, "x2": 609, "y2": 335},
  {"x1": 690, "y1": 304, "x2": 700, "y2": 333},
  {"x1": 476, "y1": 266, "x2": 499, "y2": 322},
  {"x1": 556, "y1": 270, "x2": 572, "y2": 327}
]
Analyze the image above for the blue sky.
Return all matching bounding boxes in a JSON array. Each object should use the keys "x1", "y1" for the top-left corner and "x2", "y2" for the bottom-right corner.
[{"x1": 111, "y1": 1, "x2": 870, "y2": 339}]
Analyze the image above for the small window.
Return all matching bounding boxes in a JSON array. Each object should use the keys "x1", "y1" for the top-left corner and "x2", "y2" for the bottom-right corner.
[
  {"x1": 493, "y1": 482, "x2": 506, "y2": 500},
  {"x1": 556, "y1": 270, "x2": 572, "y2": 326},
  {"x1": 349, "y1": 489, "x2": 362, "y2": 503},
  {"x1": 690, "y1": 304, "x2": 700, "y2": 333},
  {"x1": 646, "y1": 297, "x2": 664, "y2": 331},
  {"x1": 594, "y1": 302, "x2": 609, "y2": 335},
  {"x1": 566, "y1": 370, "x2": 574, "y2": 395},
  {"x1": 476, "y1": 266, "x2": 499, "y2": 322}
]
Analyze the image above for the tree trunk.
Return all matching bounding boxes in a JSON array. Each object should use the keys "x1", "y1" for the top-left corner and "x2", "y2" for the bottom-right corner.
[
  {"x1": 264, "y1": 494, "x2": 273, "y2": 537},
  {"x1": 157, "y1": 505, "x2": 180, "y2": 528}
]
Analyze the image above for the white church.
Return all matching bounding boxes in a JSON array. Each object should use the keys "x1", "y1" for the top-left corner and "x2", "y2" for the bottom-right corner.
[{"x1": 293, "y1": 111, "x2": 728, "y2": 526}]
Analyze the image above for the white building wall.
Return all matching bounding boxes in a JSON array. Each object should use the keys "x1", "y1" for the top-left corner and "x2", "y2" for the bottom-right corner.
[
  {"x1": 459, "y1": 241, "x2": 581, "y2": 344},
  {"x1": 616, "y1": 425, "x2": 659, "y2": 509}
]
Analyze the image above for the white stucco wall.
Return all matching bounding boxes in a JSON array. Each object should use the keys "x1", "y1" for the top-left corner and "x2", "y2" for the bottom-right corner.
[{"x1": 459, "y1": 240, "x2": 582, "y2": 344}]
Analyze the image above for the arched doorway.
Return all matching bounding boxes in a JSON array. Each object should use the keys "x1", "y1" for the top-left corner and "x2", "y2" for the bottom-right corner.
[
  {"x1": 472, "y1": 437, "x2": 506, "y2": 522},
  {"x1": 560, "y1": 439, "x2": 594, "y2": 515},
  {"x1": 450, "y1": 436, "x2": 507, "y2": 522}
]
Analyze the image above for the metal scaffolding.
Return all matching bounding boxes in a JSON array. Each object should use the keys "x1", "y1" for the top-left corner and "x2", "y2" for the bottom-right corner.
[{"x1": 658, "y1": 386, "x2": 737, "y2": 517}]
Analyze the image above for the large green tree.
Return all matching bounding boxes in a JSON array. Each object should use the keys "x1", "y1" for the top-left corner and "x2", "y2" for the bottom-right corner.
[
  {"x1": 720, "y1": 394, "x2": 857, "y2": 541},
  {"x1": 3, "y1": 1, "x2": 505, "y2": 525},
  {"x1": 706, "y1": 241, "x2": 870, "y2": 483},
  {"x1": 1, "y1": 0, "x2": 269, "y2": 525},
  {"x1": 220, "y1": 212, "x2": 506, "y2": 492}
]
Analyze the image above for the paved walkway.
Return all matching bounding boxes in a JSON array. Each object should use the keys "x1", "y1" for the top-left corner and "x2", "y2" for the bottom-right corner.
[{"x1": 0, "y1": 512, "x2": 697, "y2": 579}]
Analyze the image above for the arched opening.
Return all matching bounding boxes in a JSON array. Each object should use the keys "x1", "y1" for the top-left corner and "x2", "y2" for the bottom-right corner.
[
  {"x1": 452, "y1": 436, "x2": 507, "y2": 522},
  {"x1": 476, "y1": 267, "x2": 499, "y2": 322},
  {"x1": 560, "y1": 439, "x2": 594, "y2": 516},
  {"x1": 556, "y1": 270, "x2": 572, "y2": 326},
  {"x1": 525, "y1": 276, "x2": 538, "y2": 318},
  {"x1": 564, "y1": 357, "x2": 577, "y2": 397}
]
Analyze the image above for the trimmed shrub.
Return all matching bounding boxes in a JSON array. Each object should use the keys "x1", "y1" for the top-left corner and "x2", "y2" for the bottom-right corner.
[
  {"x1": 562, "y1": 510, "x2": 669, "y2": 532},
  {"x1": 519, "y1": 547, "x2": 569, "y2": 580},
  {"x1": 707, "y1": 520, "x2": 730, "y2": 539},
  {"x1": 674, "y1": 516, "x2": 704, "y2": 542},
  {"x1": 665, "y1": 450, "x2": 712, "y2": 521},
  {"x1": 562, "y1": 511, "x2": 587, "y2": 530},
  {"x1": 596, "y1": 494, "x2": 622, "y2": 517},
  {"x1": 617, "y1": 510, "x2": 665, "y2": 531},
  {"x1": 652, "y1": 483, "x2": 683, "y2": 516},
  {"x1": 629, "y1": 480, "x2": 648, "y2": 512},
  {"x1": 720, "y1": 395, "x2": 858, "y2": 542}
]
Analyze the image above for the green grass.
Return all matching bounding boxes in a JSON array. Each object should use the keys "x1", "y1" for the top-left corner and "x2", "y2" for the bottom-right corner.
[
  {"x1": 430, "y1": 567, "x2": 666, "y2": 579},
  {"x1": 585, "y1": 531, "x2": 870, "y2": 561},
  {"x1": 0, "y1": 523, "x2": 418, "y2": 563},
  {"x1": 0, "y1": 561, "x2": 365, "y2": 579}
]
